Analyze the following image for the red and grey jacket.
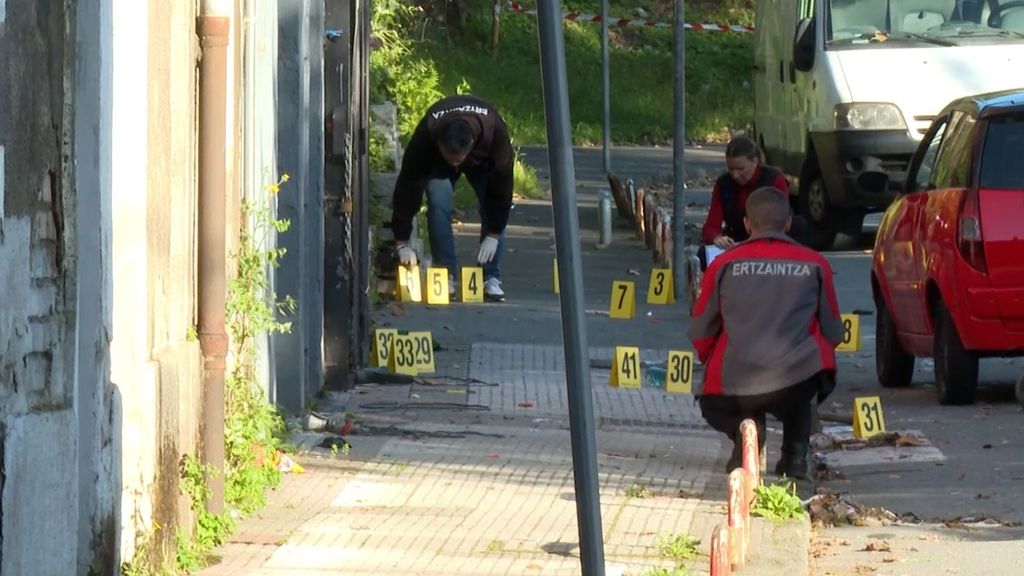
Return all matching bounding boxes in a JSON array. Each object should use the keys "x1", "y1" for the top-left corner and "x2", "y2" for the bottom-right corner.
[
  {"x1": 687, "y1": 232, "x2": 843, "y2": 397},
  {"x1": 701, "y1": 166, "x2": 789, "y2": 245},
  {"x1": 390, "y1": 95, "x2": 514, "y2": 242}
]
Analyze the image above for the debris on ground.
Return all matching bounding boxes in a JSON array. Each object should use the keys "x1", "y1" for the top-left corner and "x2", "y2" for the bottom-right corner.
[
  {"x1": 942, "y1": 515, "x2": 1022, "y2": 529},
  {"x1": 811, "y1": 426, "x2": 931, "y2": 451},
  {"x1": 272, "y1": 451, "x2": 306, "y2": 474},
  {"x1": 805, "y1": 490, "x2": 904, "y2": 528},
  {"x1": 861, "y1": 539, "x2": 892, "y2": 552}
]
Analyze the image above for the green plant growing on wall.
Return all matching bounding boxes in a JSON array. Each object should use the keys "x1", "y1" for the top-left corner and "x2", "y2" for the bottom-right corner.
[
  {"x1": 369, "y1": 127, "x2": 396, "y2": 173},
  {"x1": 170, "y1": 173, "x2": 297, "y2": 573},
  {"x1": 223, "y1": 173, "x2": 295, "y2": 515},
  {"x1": 176, "y1": 454, "x2": 235, "y2": 572}
]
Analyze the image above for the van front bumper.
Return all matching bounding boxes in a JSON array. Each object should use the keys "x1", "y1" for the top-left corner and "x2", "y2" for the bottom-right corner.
[{"x1": 810, "y1": 130, "x2": 918, "y2": 211}]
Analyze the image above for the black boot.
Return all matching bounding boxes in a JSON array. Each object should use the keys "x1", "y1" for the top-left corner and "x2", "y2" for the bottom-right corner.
[{"x1": 774, "y1": 443, "x2": 810, "y2": 479}]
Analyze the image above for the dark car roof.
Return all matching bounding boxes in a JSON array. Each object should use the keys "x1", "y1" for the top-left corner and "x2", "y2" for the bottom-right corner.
[{"x1": 945, "y1": 88, "x2": 1024, "y2": 119}]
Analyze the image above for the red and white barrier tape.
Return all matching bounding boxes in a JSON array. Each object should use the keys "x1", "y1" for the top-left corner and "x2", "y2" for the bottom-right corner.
[{"x1": 506, "y1": 2, "x2": 754, "y2": 33}]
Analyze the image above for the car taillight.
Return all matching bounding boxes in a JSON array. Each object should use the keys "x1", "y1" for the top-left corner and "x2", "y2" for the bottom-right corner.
[{"x1": 958, "y1": 189, "x2": 988, "y2": 273}]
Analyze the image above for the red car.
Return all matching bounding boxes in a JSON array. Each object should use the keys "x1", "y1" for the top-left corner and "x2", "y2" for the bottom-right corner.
[{"x1": 871, "y1": 89, "x2": 1024, "y2": 405}]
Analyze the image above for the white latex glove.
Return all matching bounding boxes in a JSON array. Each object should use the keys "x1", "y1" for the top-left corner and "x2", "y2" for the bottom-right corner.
[
  {"x1": 396, "y1": 243, "x2": 418, "y2": 267},
  {"x1": 477, "y1": 235, "x2": 499, "y2": 264}
]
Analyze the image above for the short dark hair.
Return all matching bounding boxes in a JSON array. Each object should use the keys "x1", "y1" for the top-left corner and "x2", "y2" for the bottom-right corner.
[
  {"x1": 725, "y1": 135, "x2": 760, "y2": 162},
  {"x1": 439, "y1": 118, "x2": 474, "y2": 156},
  {"x1": 745, "y1": 186, "x2": 791, "y2": 232}
]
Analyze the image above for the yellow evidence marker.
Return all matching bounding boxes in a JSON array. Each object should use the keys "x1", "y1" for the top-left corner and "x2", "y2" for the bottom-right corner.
[
  {"x1": 370, "y1": 328, "x2": 398, "y2": 367},
  {"x1": 836, "y1": 313, "x2": 860, "y2": 352},
  {"x1": 408, "y1": 331, "x2": 436, "y2": 374},
  {"x1": 609, "y1": 281, "x2": 637, "y2": 319},
  {"x1": 388, "y1": 333, "x2": 419, "y2": 375},
  {"x1": 425, "y1": 267, "x2": 450, "y2": 305},
  {"x1": 647, "y1": 268, "x2": 675, "y2": 305},
  {"x1": 665, "y1": 350, "x2": 694, "y2": 394},
  {"x1": 462, "y1": 267, "x2": 484, "y2": 303},
  {"x1": 852, "y1": 396, "x2": 886, "y2": 439},
  {"x1": 609, "y1": 346, "x2": 642, "y2": 389},
  {"x1": 397, "y1": 264, "x2": 422, "y2": 303},
  {"x1": 553, "y1": 259, "x2": 559, "y2": 294},
  {"x1": 388, "y1": 331, "x2": 436, "y2": 375}
]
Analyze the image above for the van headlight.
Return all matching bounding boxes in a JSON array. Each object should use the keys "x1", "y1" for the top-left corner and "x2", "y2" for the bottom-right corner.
[{"x1": 833, "y1": 103, "x2": 907, "y2": 130}]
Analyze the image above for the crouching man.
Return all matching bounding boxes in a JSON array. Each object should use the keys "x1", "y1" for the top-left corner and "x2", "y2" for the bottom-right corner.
[{"x1": 687, "y1": 186, "x2": 843, "y2": 478}]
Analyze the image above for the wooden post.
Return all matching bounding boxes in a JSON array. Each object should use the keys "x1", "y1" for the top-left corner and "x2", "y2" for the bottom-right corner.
[{"x1": 491, "y1": 0, "x2": 501, "y2": 51}]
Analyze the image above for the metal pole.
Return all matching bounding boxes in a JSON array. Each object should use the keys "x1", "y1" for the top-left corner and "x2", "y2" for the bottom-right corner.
[
  {"x1": 536, "y1": 3, "x2": 606, "y2": 574},
  {"x1": 601, "y1": 0, "x2": 611, "y2": 174},
  {"x1": 672, "y1": 0, "x2": 687, "y2": 300},
  {"x1": 196, "y1": 9, "x2": 231, "y2": 514}
]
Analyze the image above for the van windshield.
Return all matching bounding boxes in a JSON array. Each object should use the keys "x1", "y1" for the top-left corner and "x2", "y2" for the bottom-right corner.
[
  {"x1": 827, "y1": 0, "x2": 1024, "y2": 45},
  {"x1": 980, "y1": 114, "x2": 1024, "y2": 190}
]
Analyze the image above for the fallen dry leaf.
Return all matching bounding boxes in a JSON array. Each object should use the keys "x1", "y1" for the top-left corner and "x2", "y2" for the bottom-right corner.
[
  {"x1": 389, "y1": 303, "x2": 407, "y2": 316},
  {"x1": 862, "y1": 539, "x2": 892, "y2": 552}
]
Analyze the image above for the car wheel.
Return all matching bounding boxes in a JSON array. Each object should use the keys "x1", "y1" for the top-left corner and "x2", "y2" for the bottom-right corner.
[
  {"x1": 876, "y1": 296, "x2": 914, "y2": 387},
  {"x1": 798, "y1": 164, "x2": 864, "y2": 251},
  {"x1": 933, "y1": 300, "x2": 979, "y2": 405},
  {"x1": 1016, "y1": 374, "x2": 1024, "y2": 408}
]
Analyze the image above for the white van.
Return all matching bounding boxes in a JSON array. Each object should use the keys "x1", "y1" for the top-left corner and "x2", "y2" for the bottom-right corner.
[{"x1": 754, "y1": 0, "x2": 1024, "y2": 249}]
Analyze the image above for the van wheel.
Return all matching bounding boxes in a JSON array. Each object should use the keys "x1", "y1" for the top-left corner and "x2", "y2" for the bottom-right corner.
[
  {"x1": 798, "y1": 165, "x2": 863, "y2": 251},
  {"x1": 1015, "y1": 375, "x2": 1024, "y2": 408},
  {"x1": 933, "y1": 300, "x2": 978, "y2": 405},
  {"x1": 876, "y1": 295, "x2": 914, "y2": 388}
]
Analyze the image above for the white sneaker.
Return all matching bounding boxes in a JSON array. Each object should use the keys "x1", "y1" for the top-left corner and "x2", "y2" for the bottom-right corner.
[{"x1": 483, "y1": 278, "x2": 505, "y2": 302}]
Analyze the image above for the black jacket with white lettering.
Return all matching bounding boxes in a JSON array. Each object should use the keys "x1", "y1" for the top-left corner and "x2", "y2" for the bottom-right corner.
[
  {"x1": 687, "y1": 232, "x2": 843, "y2": 397},
  {"x1": 390, "y1": 95, "x2": 515, "y2": 242}
]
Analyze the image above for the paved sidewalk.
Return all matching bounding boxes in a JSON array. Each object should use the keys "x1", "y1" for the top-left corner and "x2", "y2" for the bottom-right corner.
[{"x1": 199, "y1": 146, "x2": 810, "y2": 575}]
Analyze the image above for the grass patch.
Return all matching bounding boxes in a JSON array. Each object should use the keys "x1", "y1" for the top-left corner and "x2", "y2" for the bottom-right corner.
[
  {"x1": 659, "y1": 533, "x2": 700, "y2": 563},
  {"x1": 625, "y1": 483, "x2": 653, "y2": 498},
  {"x1": 415, "y1": 0, "x2": 755, "y2": 145},
  {"x1": 752, "y1": 478, "x2": 806, "y2": 522},
  {"x1": 643, "y1": 567, "x2": 690, "y2": 576}
]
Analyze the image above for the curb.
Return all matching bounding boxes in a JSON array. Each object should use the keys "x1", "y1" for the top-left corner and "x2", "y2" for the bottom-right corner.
[{"x1": 747, "y1": 514, "x2": 812, "y2": 576}]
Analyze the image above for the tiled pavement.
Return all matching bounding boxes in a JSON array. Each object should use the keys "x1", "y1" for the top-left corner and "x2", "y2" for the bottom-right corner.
[
  {"x1": 198, "y1": 147, "x2": 808, "y2": 575},
  {"x1": 199, "y1": 341, "x2": 806, "y2": 576}
]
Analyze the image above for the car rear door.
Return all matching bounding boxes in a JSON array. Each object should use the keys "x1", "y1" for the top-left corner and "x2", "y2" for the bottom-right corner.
[
  {"x1": 977, "y1": 112, "x2": 1024, "y2": 287},
  {"x1": 977, "y1": 111, "x2": 1024, "y2": 328}
]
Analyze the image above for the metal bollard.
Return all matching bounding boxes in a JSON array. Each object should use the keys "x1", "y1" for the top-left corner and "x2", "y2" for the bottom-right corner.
[
  {"x1": 710, "y1": 524, "x2": 732, "y2": 576},
  {"x1": 626, "y1": 178, "x2": 637, "y2": 220},
  {"x1": 598, "y1": 188, "x2": 613, "y2": 247},
  {"x1": 740, "y1": 419, "x2": 760, "y2": 482},
  {"x1": 728, "y1": 469, "x2": 748, "y2": 568}
]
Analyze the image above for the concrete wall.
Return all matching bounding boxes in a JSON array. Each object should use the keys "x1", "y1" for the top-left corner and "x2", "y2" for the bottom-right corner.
[
  {"x1": 136, "y1": 0, "x2": 204, "y2": 560},
  {"x1": 2, "y1": 0, "x2": 276, "y2": 570},
  {"x1": 75, "y1": 0, "x2": 120, "y2": 571},
  {"x1": 0, "y1": 0, "x2": 80, "y2": 573}
]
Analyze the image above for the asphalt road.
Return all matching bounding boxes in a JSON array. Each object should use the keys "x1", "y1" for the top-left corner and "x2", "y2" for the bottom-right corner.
[{"x1": 520, "y1": 145, "x2": 1024, "y2": 574}]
